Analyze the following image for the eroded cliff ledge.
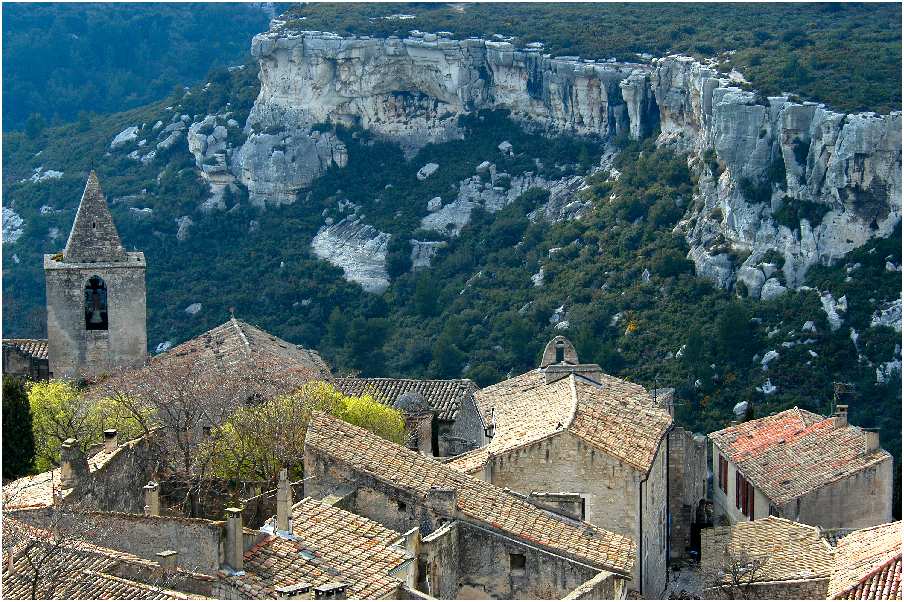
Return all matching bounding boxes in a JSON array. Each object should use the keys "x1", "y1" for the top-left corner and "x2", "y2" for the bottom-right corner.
[{"x1": 234, "y1": 21, "x2": 900, "y2": 297}]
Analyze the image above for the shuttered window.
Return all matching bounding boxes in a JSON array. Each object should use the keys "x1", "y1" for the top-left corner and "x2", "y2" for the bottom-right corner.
[{"x1": 747, "y1": 482, "x2": 755, "y2": 519}]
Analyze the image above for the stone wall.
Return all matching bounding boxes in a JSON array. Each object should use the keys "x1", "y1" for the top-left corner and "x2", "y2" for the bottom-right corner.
[
  {"x1": 782, "y1": 456, "x2": 893, "y2": 530},
  {"x1": 479, "y1": 431, "x2": 671, "y2": 596},
  {"x1": 11, "y1": 509, "x2": 223, "y2": 575},
  {"x1": 2, "y1": 343, "x2": 50, "y2": 380},
  {"x1": 710, "y1": 442, "x2": 771, "y2": 524},
  {"x1": 564, "y1": 569, "x2": 628, "y2": 600},
  {"x1": 44, "y1": 254, "x2": 147, "y2": 379},
  {"x1": 703, "y1": 577, "x2": 829, "y2": 600},
  {"x1": 78, "y1": 437, "x2": 157, "y2": 514},
  {"x1": 304, "y1": 446, "x2": 625, "y2": 599},
  {"x1": 454, "y1": 521, "x2": 601, "y2": 599},
  {"x1": 639, "y1": 441, "x2": 668, "y2": 598},
  {"x1": 668, "y1": 427, "x2": 707, "y2": 558}
]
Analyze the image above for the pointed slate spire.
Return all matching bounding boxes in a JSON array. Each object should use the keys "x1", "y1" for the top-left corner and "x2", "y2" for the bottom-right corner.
[{"x1": 63, "y1": 171, "x2": 127, "y2": 262}]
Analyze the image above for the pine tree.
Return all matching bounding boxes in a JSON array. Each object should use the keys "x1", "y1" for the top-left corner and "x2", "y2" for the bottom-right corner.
[{"x1": 3, "y1": 377, "x2": 36, "y2": 479}]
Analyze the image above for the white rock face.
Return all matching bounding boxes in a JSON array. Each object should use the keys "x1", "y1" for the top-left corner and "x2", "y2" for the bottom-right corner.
[
  {"x1": 820, "y1": 291, "x2": 846, "y2": 331},
  {"x1": 184, "y1": 303, "x2": 203, "y2": 316},
  {"x1": 311, "y1": 218, "x2": 391, "y2": 293},
  {"x1": 416, "y1": 163, "x2": 439, "y2": 181},
  {"x1": 760, "y1": 278, "x2": 787, "y2": 301},
  {"x1": 175, "y1": 216, "x2": 193, "y2": 242},
  {"x1": 656, "y1": 55, "x2": 901, "y2": 294},
  {"x1": 110, "y1": 126, "x2": 139, "y2": 149},
  {"x1": 410, "y1": 239, "x2": 446, "y2": 269},
  {"x1": 871, "y1": 298, "x2": 902, "y2": 332},
  {"x1": 22, "y1": 168, "x2": 63, "y2": 184},
  {"x1": 3, "y1": 208, "x2": 24, "y2": 244},
  {"x1": 426, "y1": 197, "x2": 442, "y2": 212}
]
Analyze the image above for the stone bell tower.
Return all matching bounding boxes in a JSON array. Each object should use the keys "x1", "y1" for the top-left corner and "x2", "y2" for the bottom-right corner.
[{"x1": 44, "y1": 171, "x2": 147, "y2": 379}]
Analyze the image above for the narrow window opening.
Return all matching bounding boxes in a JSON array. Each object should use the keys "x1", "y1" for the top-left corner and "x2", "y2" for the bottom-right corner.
[
  {"x1": 84, "y1": 275, "x2": 108, "y2": 330},
  {"x1": 397, "y1": 501, "x2": 407, "y2": 513},
  {"x1": 510, "y1": 553, "x2": 526, "y2": 574},
  {"x1": 92, "y1": 221, "x2": 96, "y2": 229},
  {"x1": 555, "y1": 340, "x2": 565, "y2": 363},
  {"x1": 580, "y1": 498, "x2": 587, "y2": 521}
]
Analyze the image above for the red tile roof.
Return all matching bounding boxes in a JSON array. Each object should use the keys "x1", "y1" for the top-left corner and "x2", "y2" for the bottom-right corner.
[
  {"x1": 709, "y1": 408, "x2": 891, "y2": 505},
  {"x1": 221, "y1": 498, "x2": 408, "y2": 599},
  {"x1": 3, "y1": 338, "x2": 49, "y2": 360},
  {"x1": 305, "y1": 411, "x2": 635, "y2": 576},
  {"x1": 450, "y1": 370, "x2": 671, "y2": 474},
  {"x1": 830, "y1": 522, "x2": 902, "y2": 600},
  {"x1": 331, "y1": 377, "x2": 477, "y2": 421}
]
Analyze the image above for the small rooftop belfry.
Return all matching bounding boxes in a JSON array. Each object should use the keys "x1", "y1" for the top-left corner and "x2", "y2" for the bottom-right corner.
[{"x1": 44, "y1": 171, "x2": 147, "y2": 378}]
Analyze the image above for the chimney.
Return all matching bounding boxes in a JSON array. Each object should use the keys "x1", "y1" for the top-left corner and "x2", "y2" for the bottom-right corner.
[
  {"x1": 144, "y1": 481, "x2": 160, "y2": 516},
  {"x1": 833, "y1": 404, "x2": 849, "y2": 428},
  {"x1": 425, "y1": 487, "x2": 457, "y2": 517},
  {"x1": 103, "y1": 429, "x2": 118, "y2": 452},
  {"x1": 275, "y1": 583, "x2": 313, "y2": 600},
  {"x1": 225, "y1": 507, "x2": 244, "y2": 572},
  {"x1": 59, "y1": 438, "x2": 89, "y2": 489},
  {"x1": 156, "y1": 550, "x2": 178, "y2": 574},
  {"x1": 864, "y1": 429, "x2": 880, "y2": 454},
  {"x1": 276, "y1": 468, "x2": 293, "y2": 533},
  {"x1": 314, "y1": 583, "x2": 348, "y2": 600}
]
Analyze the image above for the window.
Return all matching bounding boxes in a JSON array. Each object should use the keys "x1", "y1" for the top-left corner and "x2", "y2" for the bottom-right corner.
[
  {"x1": 555, "y1": 340, "x2": 565, "y2": 363},
  {"x1": 84, "y1": 275, "x2": 108, "y2": 330},
  {"x1": 735, "y1": 471, "x2": 742, "y2": 509},
  {"x1": 747, "y1": 482, "x2": 755, "y2": 520},
  {"x1": 397, "y1": 501, "x2": 407, "y2": 513},
  {"x1": 718, "y1": 455, "x2": 728, "y2": 494},
  {"x1": 580, "y1": 498, "x2": 586, "y2": 521},
  {"x1": 510, "y1": 553, "x2": 526, "y2": 574}
]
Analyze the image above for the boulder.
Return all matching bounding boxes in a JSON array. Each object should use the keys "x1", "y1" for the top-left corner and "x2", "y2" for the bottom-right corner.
[
  {"x1": 427, "y1": 197, "x2": 442, "y2": 212},
  {"x1": 417, "y1": 162, "x2": 439, "y2": 180},
  {"x1": 498, "y1": 141, "x2": 513, "y2": 155},
  {"x1": 110, "y1": 126, "x2": 139, "y2": 149},
  {"x1": 184, "y1": 303, "x2": 203, "y2": 316},
  {"x1": 760, "y1": 278, "x2": 787, "y2": 301}
]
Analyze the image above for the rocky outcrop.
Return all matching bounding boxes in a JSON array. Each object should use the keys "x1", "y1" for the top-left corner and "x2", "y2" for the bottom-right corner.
[
  {"x1": 241, "y1": 24, "x2": 644, "y2": 206},
  {"x1": 311, "y1": 218, "x2": 391, "y2": 293},
  {"x1": 655, "y1": 55, "x2": 901, "y2": 295},
  {"x1": 242, "y1": 21, "x2": 900, "y2": 294}
]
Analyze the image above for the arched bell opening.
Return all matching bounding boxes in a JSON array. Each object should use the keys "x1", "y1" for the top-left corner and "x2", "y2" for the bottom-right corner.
[{"x1": 84, "y1": 275, "x2": 109, "y2": 331}]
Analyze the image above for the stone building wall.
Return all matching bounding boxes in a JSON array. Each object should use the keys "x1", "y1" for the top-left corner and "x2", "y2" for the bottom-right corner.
[
  {"x1": 781, "y1": 457, "x2": 893, "y2": 530},
  {"x1": 11, "y1": 509, "x2": 223, "y2": 575},
  {"x1": 668, "y1": 427, "x2": 707, "y2": 558},
  {"x1": 454, "y1": 522, "x2": 600, "y2": 599},
  {"x1": 2, "y1": 344, "x2": 50, "y2": 380},
  {"x1": 710, "y1": 443, "x2": 771, "y2": 524},
  {"x1": 479, "y1": 431, "x2": 670, "y2": 596},
  {"x1": 703, "y1": 577, "x2": 829, "y2": 600},
  {"x1": 564, "y1": 569, "x2": 628, "y2": 600},
  {"x1": 304, "y1": 446, "x2": 623, "y2": 600},
  {"x1": 78, "y1": 438, "x2": 157, "y2": 514},
  {"x1": 44, "y1": 254, "x2": 147, "y2": 379}
]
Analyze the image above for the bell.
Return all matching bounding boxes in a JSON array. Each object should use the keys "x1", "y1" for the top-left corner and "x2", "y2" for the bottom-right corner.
[{"x1": 89, "y1": 309, "x2": 103, "y2": 325}]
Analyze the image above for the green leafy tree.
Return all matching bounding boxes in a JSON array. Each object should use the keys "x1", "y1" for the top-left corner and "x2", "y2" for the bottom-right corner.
[
  {"x1": 24, "y1": 113, "x2": 46, "y2": 138},
  {"x1": 3, "y1": 377, "x2": 36, "y2": 479}
]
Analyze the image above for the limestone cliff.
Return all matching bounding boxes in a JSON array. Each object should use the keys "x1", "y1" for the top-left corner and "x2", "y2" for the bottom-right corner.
[
  {"x1": 653, "y1": 56, "x2": 902, "y2": 295},
  {"x1": 237, "y1": 20, "x2": 900, "y2": 296}
]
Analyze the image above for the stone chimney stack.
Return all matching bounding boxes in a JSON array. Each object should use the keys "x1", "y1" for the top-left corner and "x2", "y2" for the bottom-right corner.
[
  {"x1": 864, "y1": 429, "x2": 880, "y2": 454},
  {"x1": 156, "y1": 550, "x2": 178, "y2": 574},
  {"x1": 313, "y1": 583, "x2": 349, "y2": 600},
  {"x1": 104, "y1": 429, "x2": 118, "y2": 452},
  {"x1": 834, "y1": 404, "x2": 849, "y2": 428},
  {"x1": 144, "y1": 481, "x2": 160, "y2": 516},
  {"x1": 59, "y1": 438, "x2": 89, "y2": 489},
  {"x1": 225, "y1": 507, "x2": 244, "y2": 573},
  {"x1": 275, "y1": 583, "x2": 313, "y2": 599},
  {"x1": 276, "y1": 468, "x2": 293, "y2": 533},
  {"x1": 425, "y1": 487, "x2": 458, "y2": 517}
]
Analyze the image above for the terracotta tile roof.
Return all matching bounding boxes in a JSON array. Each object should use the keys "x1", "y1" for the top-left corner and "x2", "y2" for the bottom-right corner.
[
  {"x1": 1, "y1": 518, "x2": 204, "y2": 599},
  {"x1": 702, "y1": 516, "x2": 834, "y2": 584},
  {"x1": 3, "y1": 440, "x2": 132, "y2": 510},
  {"x1": 331, "y1": 377, "x2": 477, "y2": 421},
  {"x1": 306, "y1": 412, "x2": 636, "y2": 576},
  {"x1": 162, "y1": 318, "x2": 331, "y2": 378},
  {"x1": 709, "y1": 408, "x2": 892, "y2": 506},
  {"x1": 2, "y1": 338, "x2": 49, "y2": 360},
  {"x1": 829, "y1": 522, "x2": 902, "y2": 600},
  {"x1": 222, "y1": 497, "x2": 408, "y2": 599},
  {"x1": 87, "y1": 319, "x2": 331, "y2": 407},
  {"x1": 449, "y1": 370, "x2": 671, "y2": 474}
]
